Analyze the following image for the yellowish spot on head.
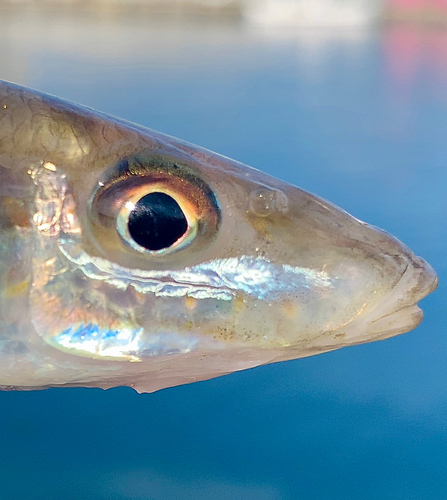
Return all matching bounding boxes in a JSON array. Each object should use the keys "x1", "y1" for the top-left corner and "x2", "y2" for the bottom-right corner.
[
  {"x1": 185, "y1": 296, "x2": 197, "y2": 311},
  {"x1": 4, "y1": 277, "x2": 31, "y2": 298},
  {"x1": 133, "y1": 291, "x2": 146, "y2": 305},
  {"x1": 234, "y1": 294, "x2": 246, "y2": 313},
  {"x1": 282, "y1": 301, "x2": 300, "y2": 320}
]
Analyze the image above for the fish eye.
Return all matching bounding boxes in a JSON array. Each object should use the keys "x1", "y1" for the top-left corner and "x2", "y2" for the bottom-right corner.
[{"x1": 88, "y1": 152, "x2": 220, "y2": 268}]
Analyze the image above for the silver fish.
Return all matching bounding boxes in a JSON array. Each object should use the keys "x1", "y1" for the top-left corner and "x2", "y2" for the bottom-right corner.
[{"x1": 0, "y1": 80, "x2": 437, "y2": 393}]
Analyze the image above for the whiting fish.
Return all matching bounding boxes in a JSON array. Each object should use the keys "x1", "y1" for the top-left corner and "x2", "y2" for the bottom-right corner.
[{"x1": 0, "y1": 81, "x2": 437, "y2": 393}]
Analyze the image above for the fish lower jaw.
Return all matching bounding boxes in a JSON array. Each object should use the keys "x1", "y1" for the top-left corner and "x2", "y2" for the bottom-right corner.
[
  {"x1": 363, "y1": 304, "x2": 423, "y2": 340},
  {"x1": 302, "y1": 303, "x2": 424, "y2": 357}
]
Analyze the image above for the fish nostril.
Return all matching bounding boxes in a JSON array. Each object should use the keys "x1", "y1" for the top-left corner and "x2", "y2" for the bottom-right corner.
[{"x1": 249, "y1": 187, "x2": 288, "y2": 217}]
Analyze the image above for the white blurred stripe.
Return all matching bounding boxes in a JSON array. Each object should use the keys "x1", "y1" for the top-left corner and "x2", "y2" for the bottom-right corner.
[{"x1": 243, "y1": 0, "x2": 382, "y2": 27}]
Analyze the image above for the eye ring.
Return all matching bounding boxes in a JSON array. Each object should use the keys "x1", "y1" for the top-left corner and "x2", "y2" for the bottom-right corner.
[{"x1": 88, "y1": 151, "x2": 221, "y2": 270}]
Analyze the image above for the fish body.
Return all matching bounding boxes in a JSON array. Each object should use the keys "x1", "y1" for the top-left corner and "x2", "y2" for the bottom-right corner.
[{"x1": 0, "y1": 81, "x2": 437, "y2": 393}]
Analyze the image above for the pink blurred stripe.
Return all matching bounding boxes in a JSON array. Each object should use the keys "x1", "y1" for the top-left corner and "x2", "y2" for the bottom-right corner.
[
  {"x1": 386, "y1": 0, "x2": 447, "y2": 10},
  {"x1": 386, "y1": 0, "x2": 427, "y2": 8}
]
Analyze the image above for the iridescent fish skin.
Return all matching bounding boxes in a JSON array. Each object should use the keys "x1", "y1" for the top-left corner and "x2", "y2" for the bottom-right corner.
[{"x1": 0, "y1": 80, "x2": 437, "y2": 393}]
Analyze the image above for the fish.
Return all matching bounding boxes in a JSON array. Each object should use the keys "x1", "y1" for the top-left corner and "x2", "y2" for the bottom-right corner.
[{"x1": 0, "y1": 80, "x2": 437, "y2": 393}]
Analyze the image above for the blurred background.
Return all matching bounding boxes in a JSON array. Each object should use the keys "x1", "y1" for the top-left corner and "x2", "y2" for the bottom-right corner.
[{"x1": 0, "y1": 1, "x2": 446, "y2": 499}]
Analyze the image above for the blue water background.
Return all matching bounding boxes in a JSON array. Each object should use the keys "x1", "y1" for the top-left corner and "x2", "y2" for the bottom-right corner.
[{"x1": 0, "y1": 10, "x2": 446, "y2": 499}]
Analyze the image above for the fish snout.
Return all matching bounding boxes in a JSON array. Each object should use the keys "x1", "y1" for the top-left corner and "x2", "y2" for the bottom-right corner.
[{"x1": 346, "y1": 242, "x2": 438, "y2": 344}]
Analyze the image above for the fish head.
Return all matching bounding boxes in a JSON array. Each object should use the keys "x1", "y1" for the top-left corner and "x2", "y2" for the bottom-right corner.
[{"x1": 0, "y1": 81, "x2": 438, "y2": 392}]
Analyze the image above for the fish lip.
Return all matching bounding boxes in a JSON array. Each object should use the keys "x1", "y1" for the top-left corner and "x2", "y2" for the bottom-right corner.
[
  {"x1": 365, "y1": 252, "x2": 438, "y2": 331},
  {"x1": 328, "y1": 252, "x2": 438, "y2": 348}
]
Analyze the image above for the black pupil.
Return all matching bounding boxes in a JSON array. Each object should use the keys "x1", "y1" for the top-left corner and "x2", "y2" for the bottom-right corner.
[{"x1": 127, "y1": 192, "x2": 188, "y2": 251}]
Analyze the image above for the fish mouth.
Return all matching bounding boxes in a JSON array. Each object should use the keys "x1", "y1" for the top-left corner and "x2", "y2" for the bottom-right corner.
[{"x1": 353, "y1": 252, "x2": 438, "y2": 342}]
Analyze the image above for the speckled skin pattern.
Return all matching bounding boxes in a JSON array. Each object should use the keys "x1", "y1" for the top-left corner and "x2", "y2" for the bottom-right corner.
[{"x1": 0, "y1": 81, "x2": 437, "y2": 393}]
